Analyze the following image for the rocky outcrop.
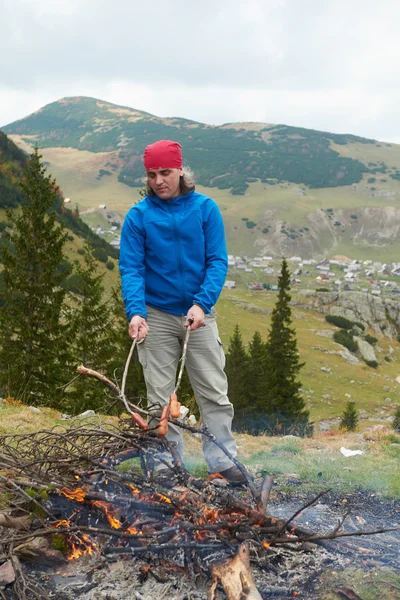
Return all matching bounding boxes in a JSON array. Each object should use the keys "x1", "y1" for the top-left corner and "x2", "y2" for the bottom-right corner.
[
  {"x1": 293, "y1": 290, "x2": 400, "y2": 338},
  {"x1": 354, "y1": 337, "x2": 377, "y2": 363}
]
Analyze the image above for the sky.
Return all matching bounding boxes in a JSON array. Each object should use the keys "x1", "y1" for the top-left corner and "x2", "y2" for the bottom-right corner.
[{"x1": 1, "y1": 0, "x2": 400, "y2": 143}]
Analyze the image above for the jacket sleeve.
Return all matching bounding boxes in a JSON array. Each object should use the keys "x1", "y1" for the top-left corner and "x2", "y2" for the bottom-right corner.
[
  {"x1": 193, "y1": 200, "x2": 228, "y2": 313},
  {"x1": 119, "y1": 208, "x2": 147, "y2": 321}
]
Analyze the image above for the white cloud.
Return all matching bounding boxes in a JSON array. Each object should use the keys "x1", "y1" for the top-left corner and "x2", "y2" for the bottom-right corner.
[{"x1": 1, "y1": 0, "x2": 400, "y2": 142}]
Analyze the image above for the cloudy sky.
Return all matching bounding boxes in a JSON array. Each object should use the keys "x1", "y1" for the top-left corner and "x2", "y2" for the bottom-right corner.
[{"x1": 1, "y1": 0, "x2": 400, "y2": 142}]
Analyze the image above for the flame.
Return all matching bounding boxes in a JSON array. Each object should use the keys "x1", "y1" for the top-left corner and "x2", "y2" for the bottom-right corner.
[
  {"x1": 127, "y1": 525, "x2": 143, "y2": 535},
  {"x1": 92, "y1": 500, "x2": 122, "y2": 529},
  {"x1": 153, "y1": 493, "x2": 172, "y2": 504},
  {"x1": 67, "y1": 534, "x2": 98, "y2": 560},
  {"x1": 128, "y1": 484, "x2": 140, "y2": 496},
  {"x1": 54, "y1": 519, "x2": 71, "y2": 528},
  {"x1": 200, "y1": 507, "x2": 220, "y2": 523},
  {"x1": 262, "y1": 541, "x2": 270, "y2": 550},
  {"x1": 60, "y1": 487, "x2": 86, "y2": 502}
]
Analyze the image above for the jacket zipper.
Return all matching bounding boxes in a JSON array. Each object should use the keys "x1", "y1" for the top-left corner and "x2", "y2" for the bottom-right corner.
[{"x1": 170, "y1": 205, "x2": 186, "y2": 314}]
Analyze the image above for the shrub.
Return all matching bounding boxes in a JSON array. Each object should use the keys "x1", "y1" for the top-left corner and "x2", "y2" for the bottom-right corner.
[
  {"x1": 364, "y1": 334, "x2": 378, "y2": 345},
  {"x1": 93, "y1": 248, "x2": 108, "y2": 263},
  {"x1": 262, "y1": 227, "x2": 269, "y2": 234},
  {"x1": 365, "y1": 360, "x2": 378, "y2": 368},
  {"x1": 334, "y1": 221, "x2": 341, "y2": 226},
  {"x1": 316, "y1": 287, "x2": 330, "y2": 292},
  {"x1": 333, "y1": 329, "x2": 357, "y2": 352},
  {"x1": 245, "y1": 221, "x2": 257, "y2": 229},
  {"x1": 340, "y1": 401, "x2": 359, "y2": 432},
  {"x1": 393, "y1": 405, "x2": 400, "y2": 431},
  {"x1": 77, "y1": 248, "x2": 85, "y2": 255},
  {"x1": 353, "y1": 321, "x2": 365, "y2": 331},
  {"x1": 350, "y1": 214, "x2": 358, "y2": 219},
  {"x1": 106, "y1": 261, "x2": 115, "y2": 270},
  {"x1": 326, "y1": 315, "x2": 354, "y2": 330}
]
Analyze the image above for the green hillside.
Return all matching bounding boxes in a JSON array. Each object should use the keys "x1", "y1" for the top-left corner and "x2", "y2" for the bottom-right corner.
[
  {"x1": 3, "y1": 96, "x2": 375, "y2": 193},
  {"x1": 4, "y1": 96, "x2": 400, "y2": 260},
  {"x1": 0, "y1": 131, "x2": 120, "y2": 290},
  {"x1": 0, "y1": 131, "x2": 28, "y2": 209}
]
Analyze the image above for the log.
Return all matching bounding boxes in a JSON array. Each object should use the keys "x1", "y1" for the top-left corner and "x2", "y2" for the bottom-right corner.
[
  {"x1": 0, "y1": 513, "x2": 31, "y2": 531},
  {"x1": 208, "y1": 542, "x2": 262, "y2": 600}
]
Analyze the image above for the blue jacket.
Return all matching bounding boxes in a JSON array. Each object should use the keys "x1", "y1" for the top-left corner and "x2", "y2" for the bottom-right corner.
[{"x1": 119, "y1": 191, "x2": 228, "y2": 320}]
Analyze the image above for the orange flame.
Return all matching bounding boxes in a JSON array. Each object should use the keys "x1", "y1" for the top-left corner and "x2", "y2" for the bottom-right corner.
[
  {"x1": 127, "y1": 525, "x2": 143, "y2": 535},
  {"x1": 60, "y1": 487, "x2": 86, "y2": 502},
  {"x1": 153, "y1": 493, "x2": 172, "y2": 504},
  {"x1": 92, "y1": 500, "x2": 122, "y2": 529},
  {"x1": 67, "y1": 534, "x2": 98, "y2": 560},
  {"x1": 54, "y1": 519, "x2": 71, "y2": 528},
  {"x1": 128, "y1": 484, "x2": 140, "y2": 496},
  {"x1": 262, "y1": 541, "x2": 270, "y2": 550}
]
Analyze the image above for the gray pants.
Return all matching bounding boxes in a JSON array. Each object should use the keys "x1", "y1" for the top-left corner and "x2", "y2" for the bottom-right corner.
[{"x1": 137, "y1": 306, "x2": 238, "y2": 473}]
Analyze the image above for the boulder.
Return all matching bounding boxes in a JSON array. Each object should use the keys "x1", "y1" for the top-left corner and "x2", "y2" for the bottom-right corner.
[{"x1": 354, "y1": 337, "x2": 377, "y2": 363}]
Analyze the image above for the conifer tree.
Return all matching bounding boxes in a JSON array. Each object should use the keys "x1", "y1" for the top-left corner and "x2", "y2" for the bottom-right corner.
[
  {"x1": 392, "y1": 405, "x2": 400, "y2": 432},
  {"x1": 340, "y1": 401, "x2": 359, "y2": 432},
  {"x1": 247, "y1": 330, "x2": 268, "y2": 408},
  {"x1": 264, "y1": 258, "x2": 311, "y2": 435},
  {"x1": 66, "y1": 241, "x2": 116, "y2": 414},
  {"x1": 225, "y1": 324, "x2": 249, "y2": 410},
  {"x1": 0, "y1": 149, "x2": 70, "y2": 403}
]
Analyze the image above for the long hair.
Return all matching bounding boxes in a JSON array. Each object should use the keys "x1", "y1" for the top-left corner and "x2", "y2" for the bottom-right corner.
[{"x1": 145, "y1": 166, "x2": 195, "y2": 197}]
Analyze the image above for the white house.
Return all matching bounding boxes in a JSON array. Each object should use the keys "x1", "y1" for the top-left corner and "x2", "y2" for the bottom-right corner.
[
  {"x1": 224, "y1": 280, "x2": 236, "y2": 289},
  {"x1": 98, "y1": 204, "x2": 107, "y2": 209}
]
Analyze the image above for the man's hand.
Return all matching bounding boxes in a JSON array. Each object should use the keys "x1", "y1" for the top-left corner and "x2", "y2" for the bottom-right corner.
[
  {"x1": 129, "y1": 315, "x2": 149, "y2": 341},
  {"x1": 185, "y1": 304, "x2": 205, "y2": 330}
]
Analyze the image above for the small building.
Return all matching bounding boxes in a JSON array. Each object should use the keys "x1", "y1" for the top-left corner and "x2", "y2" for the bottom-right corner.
[
  {"x1": 99, "y1": 204, "x2": 107, "y2": 209},
  {"x1": 64, "y1": 197, "x2": 71, "y2": 204},
  {"x1": 224, "y1": 280, "x2": 236, "y2": 289},
  {"x1": 248, "y1": 282, "x2": 263, "y2": 290}
]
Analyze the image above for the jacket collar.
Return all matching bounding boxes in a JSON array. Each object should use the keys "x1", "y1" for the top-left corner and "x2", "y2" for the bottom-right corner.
[{"x1": 148, "y1": 191, "x2": 193, "y2": 208}]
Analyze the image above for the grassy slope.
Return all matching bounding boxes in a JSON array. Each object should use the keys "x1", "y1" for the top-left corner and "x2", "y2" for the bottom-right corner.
[
  {"x1": 217, "y1": 286, "x2": 400, "y2": 428},
  {"x1": 9, "y1": 135, "x2": 400, "y2": 261}
]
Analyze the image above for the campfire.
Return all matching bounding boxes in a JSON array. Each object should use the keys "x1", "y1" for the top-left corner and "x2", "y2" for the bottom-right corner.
[
  {"x1": 1, "y1": 420, "x2": 399, "y2": 600},
  {"x1": 0, "y1": 363, "x2": 399, "y2": 599}
]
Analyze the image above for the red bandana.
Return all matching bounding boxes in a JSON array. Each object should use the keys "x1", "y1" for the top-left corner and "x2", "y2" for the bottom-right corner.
[{"x1": 143, "y1": 140, "x2": 183, "y2": 170}]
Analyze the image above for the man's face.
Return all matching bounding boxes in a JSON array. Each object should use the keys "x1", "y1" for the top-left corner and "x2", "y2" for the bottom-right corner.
[{"x1": 146, "y1": 167, "x2": 183, "y2": 200}]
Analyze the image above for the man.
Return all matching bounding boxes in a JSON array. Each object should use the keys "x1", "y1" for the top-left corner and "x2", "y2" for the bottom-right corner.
[{"x1": 119, "y1": 140, "x2": 245, "y2": 483}]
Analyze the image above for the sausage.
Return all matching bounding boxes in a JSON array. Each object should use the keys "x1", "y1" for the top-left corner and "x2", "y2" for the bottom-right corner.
[
  {"x1": 131, "y1": 412, "x2": 148, "y2": 430},
  {"x1": 158, "y1": 405, "x2": 170, "y2": 436},
  {"x1": 169, "y1": 393, "x2": 181, "y2": 419}
]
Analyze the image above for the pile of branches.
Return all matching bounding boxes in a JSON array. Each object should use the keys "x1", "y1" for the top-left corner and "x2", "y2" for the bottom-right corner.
[{"x1": 1, "y1": 422, "x2": 399, "y2": 600}]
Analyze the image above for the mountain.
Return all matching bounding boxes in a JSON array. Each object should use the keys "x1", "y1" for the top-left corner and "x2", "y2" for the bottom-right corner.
[{"x1": 4, "y1": 96, "x2": 400, "y2": 260}]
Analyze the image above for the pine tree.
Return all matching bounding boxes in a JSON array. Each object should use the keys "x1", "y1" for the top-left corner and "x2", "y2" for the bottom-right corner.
[
  {"x1": 247, "y1": 330, "x2": 268, "y2": 408},
  {"x1": 392, "y1": 405, "x2": 400, "y2": 432},
  {"x1": 0, "y1": 149, "x2": 70, "y2": 403},
  {"x1": 264, "y1": 258, "x2": 311, "y2": 435},
  {"x1": 66, "y1": 241, "x2": 117, "y2": 414},
  {"x1": 225, "y1": 324, "x2": 249, "y2": 410},
  {"x1": 340, "y1": 401, "x2": 359, "y2": 432}
]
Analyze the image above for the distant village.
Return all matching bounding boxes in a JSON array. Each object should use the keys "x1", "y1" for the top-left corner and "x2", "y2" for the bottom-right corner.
[
  {"x1": 79, "y1": 202, "x2": 400, "y2": 297},
  {"x1": 224, "y1": 255, "x2": 400, "y2": 296}
]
